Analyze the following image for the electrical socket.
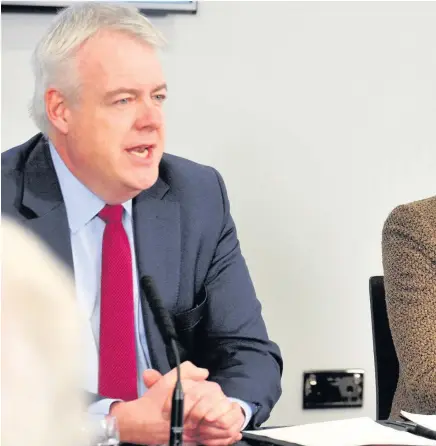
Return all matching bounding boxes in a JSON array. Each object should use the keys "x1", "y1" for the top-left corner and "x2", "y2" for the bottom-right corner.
[{"x1": 303, "y1": 369, "x2": 364, "y2": 409}]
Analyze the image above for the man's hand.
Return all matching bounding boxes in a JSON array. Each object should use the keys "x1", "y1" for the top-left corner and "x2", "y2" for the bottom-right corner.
[
  {"x1": 194, "y1": 402, "x2": 245, "y2": 445},
  {"x1": 110, "y1": 361, "x2": 208, "y2": 445},
  {"x1": 110, "y1": 362, "x2": 245, "y2": 445},
  {"x1": 178, "y1": 381, "x2": 245, "y2": 445}
]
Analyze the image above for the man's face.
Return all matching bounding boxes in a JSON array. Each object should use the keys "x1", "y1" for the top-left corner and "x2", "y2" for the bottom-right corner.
[{"x1": 53, "y1": 30, "x2": 167, "y2": 203}]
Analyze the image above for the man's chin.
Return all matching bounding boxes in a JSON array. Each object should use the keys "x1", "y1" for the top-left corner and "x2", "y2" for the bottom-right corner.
[{"x1": 129, "y1": 175, "x2": 160, "y2": 194}]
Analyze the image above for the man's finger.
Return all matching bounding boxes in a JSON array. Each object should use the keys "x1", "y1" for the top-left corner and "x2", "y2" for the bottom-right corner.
[
  {"x1": 198, "y1": 414, "x2": 245, "y2": 438},
  {"x1": 183, "y1": 431, "x2": 197, "y2": 444},
  {"x1": 196, "y1": 425, "x2": 237, "y2": 439},
  {"x1": 203, "y1": 435, "x2": 242, "y2": 446},
  {"x1": 186, "y1": 393, "x2": 230, "y2": 428},
  {"x1": 162, "y1": 379, "x2": 200, "y2": 417},
  {"x1": 179, "y1": 361, "x2": 209, "y2": 380},
  {"x1": 203, "y1": 396, "x2": 236, "y2": 424},
  {"x1": 142, "y1": 369, "x2": 163, "y2": 388},
  {"x1": 183, "y1": 383, "x2": 217, "y2": 428},
  {"x1": 184, "y1": 382, "x2": 230, "y2": 427},
  {"x1": 194, "y1": 431, "x2": 243, "y2": 446},
  {"x1": 163, "y1": 361, "x2": 209, "y2": 389},
  {"x1": 183, "y1": 408, "x2": 244, "y2": 446},
  {"x1": 214, "y1": 402, "x2": 245, "y2": 430}
]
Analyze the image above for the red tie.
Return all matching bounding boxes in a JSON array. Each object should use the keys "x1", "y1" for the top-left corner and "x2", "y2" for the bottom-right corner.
[{"x1": 98, "y1": 204, "x2": 137, "y2": 401}]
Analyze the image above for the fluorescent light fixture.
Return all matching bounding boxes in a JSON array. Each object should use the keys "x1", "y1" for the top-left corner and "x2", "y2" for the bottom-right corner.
[{"x1": 1, "y1": 0, "x2": 198, "y2": 13}]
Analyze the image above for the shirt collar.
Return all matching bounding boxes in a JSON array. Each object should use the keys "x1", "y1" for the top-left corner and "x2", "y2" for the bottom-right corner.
[{"x1": 49, "y1": 141, "x2": 132, "y2": 233}]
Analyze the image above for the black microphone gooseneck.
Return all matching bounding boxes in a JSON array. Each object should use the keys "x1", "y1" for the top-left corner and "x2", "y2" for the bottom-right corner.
[{"x1": 140, "y1": 276, "x2": 184, "y2": 446}]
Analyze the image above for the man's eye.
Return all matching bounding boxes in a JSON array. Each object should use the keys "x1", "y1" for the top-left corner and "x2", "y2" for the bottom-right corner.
[
  {"x1": 115, "y1": 98, "x2": 131, "y2": 105},
  {"x1": 153, "y1": 94, "x2": 167, "y2": 102}
]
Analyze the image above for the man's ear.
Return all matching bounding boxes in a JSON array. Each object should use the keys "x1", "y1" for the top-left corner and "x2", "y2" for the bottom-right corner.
[{"x1": 45, "y1": 88, "x2": 70, "y2": 134}]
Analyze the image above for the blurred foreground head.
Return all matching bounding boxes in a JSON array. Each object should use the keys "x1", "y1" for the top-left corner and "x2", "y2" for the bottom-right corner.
[{"x1": 1, "y1": 218, "x2": 87, "y2": 446}]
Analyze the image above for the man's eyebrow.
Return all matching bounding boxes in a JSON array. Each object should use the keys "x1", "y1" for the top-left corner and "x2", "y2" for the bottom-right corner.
[
  {"x1": 151, "y1": 83, "x2": 168, "y2": 94},
  {"x1": 104, "y1": 84, "x2": 168, "y2": 100},
  {"x1": 104, "y1": 88, "x2": 141, "y2": 99}
]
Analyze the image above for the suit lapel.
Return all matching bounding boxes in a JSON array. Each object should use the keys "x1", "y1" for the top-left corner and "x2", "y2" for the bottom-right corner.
[
  {"x1": 19, "y1": 136, "x2": 74, "y2": 273},
  {"x1": 133, "y1": 179, "x2": 181, "y2": 373},
  {"x1": 18, "y1": 138, "x2": 100, "y2": 392}
]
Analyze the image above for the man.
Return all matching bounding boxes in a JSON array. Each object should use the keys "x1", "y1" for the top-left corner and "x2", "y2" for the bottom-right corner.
[{"x1": 2, "y1": 2, "x2": 282, "y2": 445}]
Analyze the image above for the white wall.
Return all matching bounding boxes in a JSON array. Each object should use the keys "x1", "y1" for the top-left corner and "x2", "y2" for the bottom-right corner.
[{"x1": 3, "y1": 1, "x2": 436, "y2": 427}]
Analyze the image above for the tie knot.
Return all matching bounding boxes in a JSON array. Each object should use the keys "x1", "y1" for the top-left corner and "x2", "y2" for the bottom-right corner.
[{"x1": 99, "y1": 204, "x2": 124, "y2": 224}]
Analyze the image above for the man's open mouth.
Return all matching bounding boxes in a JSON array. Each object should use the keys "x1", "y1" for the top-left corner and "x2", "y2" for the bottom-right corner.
[{"x1": 126, "y1": 144, "x2": 155, "y2": 158}]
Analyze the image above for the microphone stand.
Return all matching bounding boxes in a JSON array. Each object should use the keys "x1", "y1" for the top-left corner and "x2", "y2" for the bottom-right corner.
[
  {"x1": 169, "y1": 338, "x2": 184, "y2": 446},
  {"x1": 140, "y1": 276, "x2": 184, "y2": 446}
]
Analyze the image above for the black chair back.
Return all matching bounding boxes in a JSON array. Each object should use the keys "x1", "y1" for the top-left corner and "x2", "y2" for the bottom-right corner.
[{"x1": 369, "y1": 276, "x2": 399, "y2": 420}]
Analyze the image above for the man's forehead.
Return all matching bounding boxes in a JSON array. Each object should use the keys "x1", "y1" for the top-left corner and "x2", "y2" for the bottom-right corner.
[
  {"x1": 76, "y1": 32, "x2": 164, "y2": 86},
  {"x1": 76, "y1": 29, "x2": 160, "y2": 65}
]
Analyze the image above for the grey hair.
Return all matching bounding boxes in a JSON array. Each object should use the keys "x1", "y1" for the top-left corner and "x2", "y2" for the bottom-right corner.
[{"x1": 29, "y1": 2, "x2": 166, "y2": 134}]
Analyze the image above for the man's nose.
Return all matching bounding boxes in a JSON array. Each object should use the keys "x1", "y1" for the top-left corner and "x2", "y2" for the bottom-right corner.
[{"x1": 135, "y1": 102, "x2": 163, "y2": 130}]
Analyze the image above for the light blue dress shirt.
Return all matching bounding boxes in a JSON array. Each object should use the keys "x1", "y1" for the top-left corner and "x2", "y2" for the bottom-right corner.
[
  {"x1": 49, "y1": 142, "x2": 252, "y2": 428},
  {"x1": 49, "y1": 143, "x2": 150, "y2": 416}
]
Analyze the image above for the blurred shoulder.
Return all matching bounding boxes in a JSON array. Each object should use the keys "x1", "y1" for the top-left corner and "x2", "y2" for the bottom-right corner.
[{"x1": 384, "y1": 196, "x2": 436, "y2": 233}]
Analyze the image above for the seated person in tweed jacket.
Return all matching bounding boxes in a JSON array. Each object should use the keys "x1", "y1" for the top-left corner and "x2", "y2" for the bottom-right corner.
[{"x1": 382, "y1": 196, "x2": 436, "y2": 419}]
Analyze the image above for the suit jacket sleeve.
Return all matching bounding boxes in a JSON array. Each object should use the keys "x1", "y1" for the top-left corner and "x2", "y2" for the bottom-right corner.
[
  {"x1": 199, "y1": 168, "x2": 283, "y2": 428},
  {"x1": 382, "y1": 204, "x2": 436, "y2": 414}
]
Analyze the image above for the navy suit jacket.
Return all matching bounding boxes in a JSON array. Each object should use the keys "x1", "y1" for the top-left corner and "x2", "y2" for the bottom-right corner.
[{"x1": 1, "y1": 134, "x2": 283, "y2": 428}]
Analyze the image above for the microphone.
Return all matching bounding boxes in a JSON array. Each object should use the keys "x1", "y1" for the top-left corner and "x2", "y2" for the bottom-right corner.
[{"x1": 140, "y1": 276, "x2": 184, "y2": 446}]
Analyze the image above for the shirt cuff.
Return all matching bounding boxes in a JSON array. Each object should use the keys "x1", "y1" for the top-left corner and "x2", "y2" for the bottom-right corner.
[
  {"x1": 88, "y1": 398, "x2": 122, "y2": 418},
  {"x1": 89, "y1": 397, "x2": 253, "y2": 429},
  {"x1": 228, "y1": 397, "x2": 254, "y2": 430}
]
